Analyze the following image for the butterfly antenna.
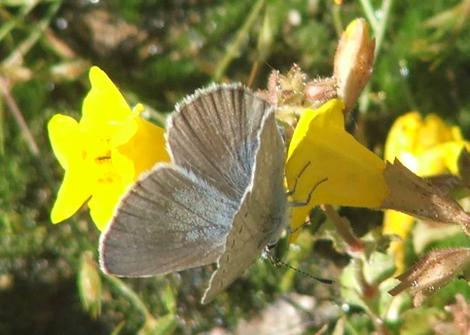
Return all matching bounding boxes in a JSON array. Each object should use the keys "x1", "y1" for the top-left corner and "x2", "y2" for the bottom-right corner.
[
  {"x1": 263, "y1": 60, "x2": 276, "y2": 72},
  {"x1": 247, "y1": 60, "x2": 278, "y2": 87},
  {"x1": 247, "y1": 61, "x2": 260, "y2": 88},
  {"x1": 266, "y1": 249, "x2": 333, "y2": 285}
]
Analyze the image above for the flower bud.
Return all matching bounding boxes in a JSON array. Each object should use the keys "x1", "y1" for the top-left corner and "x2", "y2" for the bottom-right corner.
[
  {"x1": 389, "y1": 248, "x2": 470, "y2": 306},
  {"x1": 78, "y1": 251, "x2": 102, "y2": 318},
  {"x1": 334, "y1": 18, "x2": 375, "y2": 113}
]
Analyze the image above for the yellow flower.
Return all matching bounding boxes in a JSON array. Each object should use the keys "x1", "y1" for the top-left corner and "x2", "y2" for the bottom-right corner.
[
  {"x1": 384, "y1": 112, "x2": 466, "y2": 175},
  {"x1": 383, "y1": 112, "x2": 469, "y2": 272},
  {"x1": 286, "y1": 99, "x2": 388, "y2": 240},
  {"x1": 48, "y1": 66, "x2": 169, "y2": 230}
]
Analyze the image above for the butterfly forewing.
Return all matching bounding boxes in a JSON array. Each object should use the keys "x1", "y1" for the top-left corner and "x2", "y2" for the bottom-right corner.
[
  {"x1": 168, "y1": 84, "x2": 270, "y2": 200},
  {"x1": 202, "y1": 111, "x2": 287, "y2": 303},
  {"x1": 100, "y1": 164, "x2": 237, "y2": 277}
]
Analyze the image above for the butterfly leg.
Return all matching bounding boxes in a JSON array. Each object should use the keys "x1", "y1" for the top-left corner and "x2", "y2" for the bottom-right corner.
[
  {"x1": 288, "y1": 216, "x2": 311, "y2": 236},
  {"x1": 289, "y1": 177, "x2": 328, "y2": 207},
  {"x1": 286, "y1": 161, "x2": 311, "y2": 196}
]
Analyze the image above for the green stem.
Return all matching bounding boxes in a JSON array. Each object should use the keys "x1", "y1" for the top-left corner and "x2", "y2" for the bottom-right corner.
[
  {"x1": 358, "y1": 81, "x2": 371, "y2": 114},
  {"x1": 213, "y1": 0, "x2": 265, "y2": 81},
  {"x1": 321, "y1": 204, "x2": 364, "y2": 252},
  {"x1": 331, "y1": 3, "x2": 343, "y2": 37},
  {"x1": 104, "y1": 275, "x2": 156, "y2": 323},
  {"x1": 0, "y1": 93, "x2": 4, "y2": 156},
  {"x1": 358, "y1": 0, "x2": 394, "y2": 114},
  {"x1": 373, "y1": 0, "x2": 394, "y2": 60},
  {"x1": 354, "y1": 258, "x2": 389, "y2": 334},
  {"x1": 358, "y1": 0, "x2": 379, "y2": 32}
]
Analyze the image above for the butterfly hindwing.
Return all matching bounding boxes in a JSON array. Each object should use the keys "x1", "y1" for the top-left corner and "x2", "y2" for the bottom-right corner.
[{"x1": 100, "y1": 164, "x2": 237, "y2": 277}]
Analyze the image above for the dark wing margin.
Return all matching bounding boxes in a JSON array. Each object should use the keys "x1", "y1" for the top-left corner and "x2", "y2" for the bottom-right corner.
[
  {"x1": 201, "y1": 110, "x2": 287, "y2": 304},
  {"x1": 167, "y1": 84, "x2": 272, "y2": 200},
  {"x1": 99, "y1": 164, "x2": 237, "y2": 277}
]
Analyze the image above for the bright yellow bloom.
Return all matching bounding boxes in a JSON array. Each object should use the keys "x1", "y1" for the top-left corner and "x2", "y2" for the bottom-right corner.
[
  {"x1": 286, "y1": 99, "x2": 388, "y2": 240},
  {"x1": 383, "y1": 112, "x2": 469, "y2": 272},
  {"x1": 384, "y1": 112, "x2": 466, "y2": 176},
  {"x1": 48, "y1": 66, "x2": 169, "y2": 230}
]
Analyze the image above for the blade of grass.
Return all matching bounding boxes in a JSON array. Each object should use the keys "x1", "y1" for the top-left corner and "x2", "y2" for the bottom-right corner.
[
  {"x1": 374, "y1": 0, "x2": 393, "y2": 60},
  {"x1": 0, "y1": 0, "x2": 40, "y2": 42},
  {"x1": 0, "y1": 95, "x2": 4, "y2": 156},
  {"x1": 0, "y1": 77, "x2": 39, "y2": 157},
  {"x1": 331, "y1": 2, "x2": 344, "y2": 37},
  {"x1": 213, "y1": 0, "x2": 265, "y2": 81},
  {"x1": 2, "y1": 0, "x2": 61, "y2": 67},
  {"x1": 358, "y1": 0, "x2": 379, "y2": 32}
]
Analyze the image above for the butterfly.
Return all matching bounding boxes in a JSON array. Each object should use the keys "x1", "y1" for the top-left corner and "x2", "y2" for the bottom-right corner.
[{"x1": 99, "y1": 84, "x2": 287, "y2": 303}]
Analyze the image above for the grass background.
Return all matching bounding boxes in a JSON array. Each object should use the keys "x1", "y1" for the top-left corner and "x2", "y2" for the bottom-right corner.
[{"x1": 1, "y1": 0, "x2": 470, "y2": 334}]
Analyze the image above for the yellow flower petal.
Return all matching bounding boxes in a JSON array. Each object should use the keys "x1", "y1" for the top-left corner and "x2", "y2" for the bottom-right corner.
[
  {"x1": 383, "y1": 209, "x2": 415, "y2": 273},
  {"x1": 383, "y1": 111, "x2": 470, "y2": 273},
  {"x1": 49, "y1": 114, "x2": 96, "y2": 223},
  {"x1": 111, "y1": 148, "x2": 136, "y2": 184},
  {"x1": 83, "y1": 66, "x2": 132, "y2": 122},
  {"x1": 51, "y1": 169, "x2": 92, "y2": 223},
  {"x1": 288, "y1": 99, "x2": 345, "y2": 158},
  {"x1": 415, "y1": 114, "x2": 458, "y2": 152},
  {"x1": 385, "y1": 112, "x2": 465, "y2": 164},
  {"x1": 384, "y1": 112, "x2": 421, "y2": 162},
  {"x1": 88, "y1": 188, "x2": 123, "y2": 231},
  {"x1": 81, "y1": 66, "x2": 137, "y2": 147},
  {"x1": 288, "y1": 206, "x2": 311, "y2": 242},
  {"x1": 88, "y1": 150, "x2": 135, "y2": 230},
  {"x1": 286, "y1": 99, "x2": 388, "y2": 233},
  {"x1": 383, "y1": 210, "x2": 415, "y2": 239},
  {"x1": 119, "y1": 117, "x2": 169, "y2": 175},
  {"x1": 414, "y1": 141, "x2": 469, "y2": 176},
  {"x1": 48, "y1": 114, "x2": 81, "y2": 170}
]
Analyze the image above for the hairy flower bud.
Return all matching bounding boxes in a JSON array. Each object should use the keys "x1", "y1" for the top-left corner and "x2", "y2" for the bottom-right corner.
[
  {"x1": 389, "y1": 248, "x2": 470, "y2": 306},
  {"x1": 334, "y1": 18, "x2": 375, "y2": 113}
]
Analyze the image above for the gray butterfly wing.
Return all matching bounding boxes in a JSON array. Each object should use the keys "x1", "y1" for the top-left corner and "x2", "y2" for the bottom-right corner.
[
  {"x1": 99, "y1": 164, "x2": 237, "y2": 276},
  {"x1": 201, "y1": 111, "x2": 287, "y2": 304},
  {"x1": 167, "y1": 84, "x2": 271, "y2": 200}
]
